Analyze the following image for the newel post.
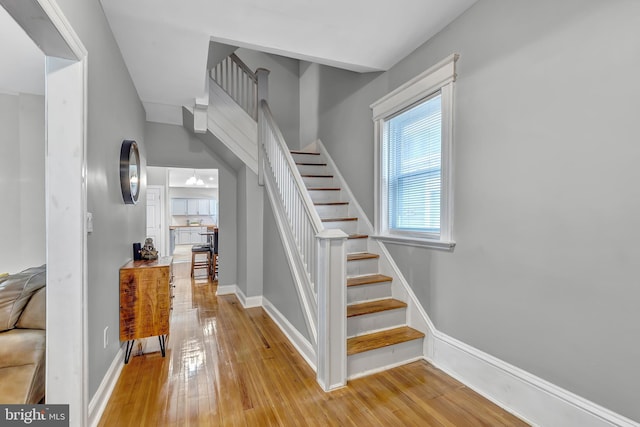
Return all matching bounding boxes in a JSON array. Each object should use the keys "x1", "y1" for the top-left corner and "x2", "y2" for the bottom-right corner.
[
  {"x1": 255, "y1": 68, "x2": 270, "y2": 186},
  {"x1": 316, "y1": 229, "x2": 348, "y2": 391}
]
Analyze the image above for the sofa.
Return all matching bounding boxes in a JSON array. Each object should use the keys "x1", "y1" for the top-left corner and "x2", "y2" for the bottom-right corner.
[{"x1": 0, "y1": 265, "x2": 46, "y2": 404}]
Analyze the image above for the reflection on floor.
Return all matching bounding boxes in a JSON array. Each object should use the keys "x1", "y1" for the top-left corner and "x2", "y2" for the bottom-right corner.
[
  {"x1": 98, "y1": 262, "x2": 528, "y2": 426},
  {"x1": 171, "y1": 244, "x2": 192, "y2": 263}
]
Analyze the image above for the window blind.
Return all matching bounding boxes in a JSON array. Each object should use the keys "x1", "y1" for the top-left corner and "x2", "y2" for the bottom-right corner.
[{"x1": 384, "y1": 93, "x2": 442, "y2": 234}]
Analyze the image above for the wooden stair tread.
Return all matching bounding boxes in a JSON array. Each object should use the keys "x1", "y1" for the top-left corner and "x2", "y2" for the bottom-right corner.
[
  {"x1": 347, "y1": 298, "x2": 407, "y2": 317},
  {"x1": 347, "y1": 274, "x2": 392, "y2": 287},
  {"x1": 307, "y1": 187, "x2": 341, "y2": 191},
  {"x1": 290, "y1": 150, "x2": 320, "y2": 155},
  {"x1": 347, "y1": 326, "x2": 425, "y2": 356},
  {"x1": 301, "y1": 174, "x2": 333, "y2": 178},
  {"x1": 348, "y1": 234, "x2": 368, "y2": 240},
  {"x1": 314, "y1": 201, "x2": 349, "y2": 206},
  {"x1": 347, "y1": 252, "x2": 379, "y2": 261},
  {"x1": 296, "y1": 162, "x2": 327, "y2": 166},
  {"x1": 321, "y1": 217, "x2": 358, "y2": 222}
]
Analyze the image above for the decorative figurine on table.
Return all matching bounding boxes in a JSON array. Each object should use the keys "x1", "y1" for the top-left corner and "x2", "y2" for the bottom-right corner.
[{"x1": 140, "y1": 238, "x2": 158, "y2": 260}]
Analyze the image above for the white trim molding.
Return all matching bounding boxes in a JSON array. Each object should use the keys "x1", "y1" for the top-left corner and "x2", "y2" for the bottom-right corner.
[
  {"x1": 430, "y1": 331, "x2": 640, "y2": 427},
  {"x1": 262, "y1": 297, "x2": 316, "y2": 372},
  {"x1": 371, "y1": 54, "x2": 458, "y2": 249},
  {"x1": 88, "y1": 348, "x2": 124, "y2": 427},
  {"x1": 372, "y1": 234, "x2": 455, "y2": 251},
  {"x1": 371, "y1": 54, "x2": 459, "y2": 121},
  {"x1": 216, "y1": 284, "x2": 263, "y2": 308},
  {"x1": 308, "y1": 137, "x2": 638, "y2": 425}
]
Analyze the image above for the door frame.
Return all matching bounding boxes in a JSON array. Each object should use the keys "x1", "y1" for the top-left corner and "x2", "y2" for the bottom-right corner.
[
  {"x1": 0, "y1": 0, "x2": 89, "y2": 424},
  {"x1": 147, "y1": 185, "x2": 166, "y2": 255}
]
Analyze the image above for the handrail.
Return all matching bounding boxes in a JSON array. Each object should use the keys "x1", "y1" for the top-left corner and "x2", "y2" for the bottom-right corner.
[
  {"x1": 210, "y1": 53, "x2": 258, "y2": 119},
  {"x1": 229, "y1": 53, "x2": 257, "y2": 83},
  {"x1": 259, "y1": 101, "x2": 324, "y2": 233},
  {"x1": 259, "y1": 100, "x2": 348, "y2": 390},
  {"x1": 258, "y1": 100, "x2": 323, "y2": 340}
]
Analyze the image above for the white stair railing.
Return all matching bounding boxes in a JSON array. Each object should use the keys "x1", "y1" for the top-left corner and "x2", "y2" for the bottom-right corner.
[
  {"x1": 258, "y1": 100, "x2": 348, "y2": 391},
  {"x1": 209, "y1": 50, "x2": 347, "y2": 391},
  {"x1": 211, "y1": 53, "x2": 258, "y2": 119}
]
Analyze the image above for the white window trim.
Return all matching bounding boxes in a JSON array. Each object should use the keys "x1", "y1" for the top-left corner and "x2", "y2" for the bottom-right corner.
[{"x1": 371, "y1": 54, "x2": 458, "y2": 251}]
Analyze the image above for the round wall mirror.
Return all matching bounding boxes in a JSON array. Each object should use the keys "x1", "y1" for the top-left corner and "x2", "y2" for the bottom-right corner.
[{"x1": 120, "y1": 140, "x2": 141, "y2": 204}]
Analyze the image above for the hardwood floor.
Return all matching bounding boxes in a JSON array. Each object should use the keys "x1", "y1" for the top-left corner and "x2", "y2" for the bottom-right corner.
[{"x1": 98, "y1": 263, "x2": 528, "y2": 426}]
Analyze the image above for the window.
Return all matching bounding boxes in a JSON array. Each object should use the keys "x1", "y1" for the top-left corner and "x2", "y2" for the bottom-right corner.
[{"x1": 371, "y1": 54, "x2": 458, "y2": 250}]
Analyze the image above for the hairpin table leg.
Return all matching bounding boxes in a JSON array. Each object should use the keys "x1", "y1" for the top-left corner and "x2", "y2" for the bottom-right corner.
[
  {"x1": 124, "y1": 340, "x2": 135, "y2": 364},
  {"x1": 159, "y1": 335, "x2": 166, "y2": 357}
]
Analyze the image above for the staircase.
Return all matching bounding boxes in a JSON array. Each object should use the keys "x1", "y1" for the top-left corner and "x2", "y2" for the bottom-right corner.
[
  {"x1": 206, "y1": 52, "x2": 428, "y2": 388},
  {"x1": 292, "y1": 149, "x2": 425, "y2": 378}
]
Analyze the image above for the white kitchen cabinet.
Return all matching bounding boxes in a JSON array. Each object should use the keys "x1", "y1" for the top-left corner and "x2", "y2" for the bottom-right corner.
[
  {"x1": 175, "y1": 227, "x2": 207, "y2": 244},
  {"x1": 172, "y1": 198, "x2": 215, "y2": 217},
  {"x1": 171, "y1": 198, "x2": 187, "y2": 215},
  {"x1": 187, "y1": 199, "x2": 199, "y2": 215},
  {"x1": 176, "y1": 227, "x2": 191, "y2": 245},
  {"x1": 198, "y1": 199, "x2": 210, "y2": 215},
  {"x1": 190, "y1": 228, "x2": 205, "y2": 244}
]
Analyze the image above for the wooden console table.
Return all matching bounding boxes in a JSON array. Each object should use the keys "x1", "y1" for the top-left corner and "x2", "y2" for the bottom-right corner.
[{"x1": 119, "y1": 256, "x2": 174, "y2": 363}]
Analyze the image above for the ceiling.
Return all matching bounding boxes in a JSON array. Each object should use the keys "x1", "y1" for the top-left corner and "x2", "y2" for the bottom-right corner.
[
  {"x1": 100, "y1": 0, "x2": 476, "y2": 125},
  {"x1": 0, "y1": 6, "x2": 44, "y2": 96},
  {"x1": 168, "y1": 168, "x2": 218, "y2": 189},
  {"x1": 1, "y1": 1, "x2": 477, "y2": 123}
]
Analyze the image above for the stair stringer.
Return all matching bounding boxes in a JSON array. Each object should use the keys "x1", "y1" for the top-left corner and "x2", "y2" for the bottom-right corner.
[
  {"x1": 307, "y1": 139, "x2": 438, "y2": 372},
  {"x1": 208, "y1": 79, "x2": 258, "y2": 174},
  {"x1": 262, "y1": 159, "x2": 319, "y2": 357}
]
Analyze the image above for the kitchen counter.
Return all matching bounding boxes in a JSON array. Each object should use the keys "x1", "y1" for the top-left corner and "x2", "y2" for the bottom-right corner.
[{"x1": 170, "y1": 225, "x2": 217, "y2": 230}]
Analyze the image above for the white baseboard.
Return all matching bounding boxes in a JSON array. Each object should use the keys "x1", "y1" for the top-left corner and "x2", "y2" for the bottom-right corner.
[
  {"x1": 430, "y1": 331, "x2": 639, "y2": 427},
  {"x1": 311, "y1": 138, "x2": 638, "y2": 426},
  {"x1": 88, "y1": 348, "x2": 124, "y2": 427},
  {"x1": 216, "y1": 283, "x2": 263, "y2": 308},
  {"x1": 215, "y1": 283, "x2": 237, "y2": 296},
  {"x1": 262, "y1": 297, "x2": 316, "y2": 372}
]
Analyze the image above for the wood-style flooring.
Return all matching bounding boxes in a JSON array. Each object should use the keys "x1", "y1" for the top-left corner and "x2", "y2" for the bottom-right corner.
[{"x1": 98, "y1": 262, "x2": 528, "y2": 426}]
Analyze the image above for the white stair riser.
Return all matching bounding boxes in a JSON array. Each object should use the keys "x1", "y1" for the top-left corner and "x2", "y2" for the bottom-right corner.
[
  {"x1": 347, "y1": 258, "x2": 378, "y2": 276},
  {"x1": 291, "y1": 153, "x2": 325, "y2": 164},
  {"x1": 302, "y1": 176, "x2": 335, "y2": 187},
  {"x1": 346, "y1": 238, "x2": 368, "y2": 254},
  {"x1": 347, "y1": 281, "x2": 391, "y2": 304},
  {"x1": 315, "y1": 204, "x2": 350, "y2": 218},
  {"x1": 323, "y1": 220, "x2": 358, "y2": 234},
  {"x1": 308, "y1": 190, "x2": 342, "y2": 203},
  {"x1": 347, "y1": 338, "x2": 424, "y2": 378},
  {"x1": 296, "y1": 164, "x2": 329, "y2": 175},
  {"x1": 347, "y1": 308, "x2": 406, "y2": 338}
]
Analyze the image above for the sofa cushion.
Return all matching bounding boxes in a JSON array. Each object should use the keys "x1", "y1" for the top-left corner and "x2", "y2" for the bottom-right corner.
[
  {"x1": 0, "y1": 266, "x2": 46, "y2": 332},
  {"x1": 0, "y1": 364, "x2": 41, "y2": 404},
  {"x1": 16, "y1": 287, "x2": 46, "y2": 330},
  {"x1": 0, "y1": 329, "x2": 46, "y2": 369}
]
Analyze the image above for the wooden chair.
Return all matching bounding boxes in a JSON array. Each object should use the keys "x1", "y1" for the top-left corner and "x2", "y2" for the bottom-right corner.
[
  {"x1": 209, "y1": 230, "x2": 219, "y2": 279},
  {"x1": 191, "y1": 245, "x2": 211, "y2": 278}
]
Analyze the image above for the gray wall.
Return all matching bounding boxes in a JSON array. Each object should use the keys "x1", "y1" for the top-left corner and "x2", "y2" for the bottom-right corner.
[
  {"x1": 169, "y1": 187, "x2": 217, "y2": 201},
  {"x1": 236, "y1": 49, "x2": 301, "y2": 149},
  {"x1": 0, "y1": 93, "x2": 45, "y2": 274},
  {"x1": 235, "y1": 166, "x2": 263, "y2": 298},
  {"x1": 263, "y1": 197, "x2": 310, "y2": 342},
  {"x1": 147, "y1": 166, "x2": 167, "y2": 186},
  {"x1": 305, "y1": 0, "x2": 640, "y2": 421},
  {"x1": 145, "y1": 122, "x2": 238, "y2": 288},
  {"x1": 55, "y1": 0, "x2": 148, "y2": 400},
  {"x1": 298, "y1": 62, "x2": 320, "y2": 146}
]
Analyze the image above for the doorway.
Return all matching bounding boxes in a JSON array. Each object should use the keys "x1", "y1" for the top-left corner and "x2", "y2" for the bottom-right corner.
[
  {"x1": 146, "y1": 185, "x2": 165, "y2": 256},
  {"x1": 0, "y1": 0, "x2": 89, "y2": 422}
]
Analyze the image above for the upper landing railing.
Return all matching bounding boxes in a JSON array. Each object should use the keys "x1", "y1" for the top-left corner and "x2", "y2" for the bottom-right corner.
[
  {"x1": 211, "y1": 53, "x2": 258, "y2": 120},
  {"x1": 209, "y1": 52, "x2": 348, "y2": 391}
]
